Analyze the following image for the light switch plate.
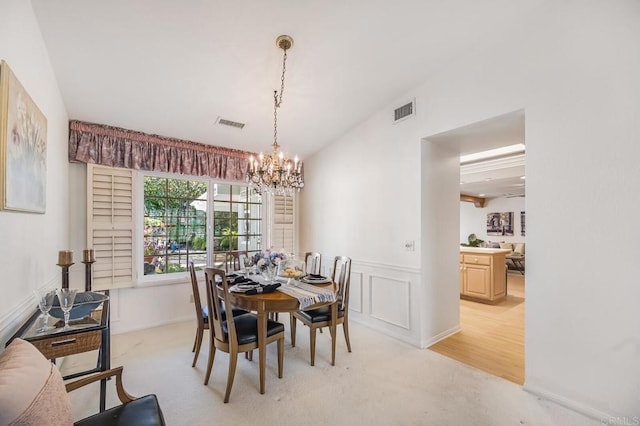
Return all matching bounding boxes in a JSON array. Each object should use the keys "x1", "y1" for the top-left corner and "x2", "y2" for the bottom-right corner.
[{"x1": 404, "y1": 240, "x2": 415, "y2": 251}]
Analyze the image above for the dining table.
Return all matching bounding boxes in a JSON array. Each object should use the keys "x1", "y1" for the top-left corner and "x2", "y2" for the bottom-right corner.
[{"x1": 221, "y1": 277, "x2": 337, "y2": 394}]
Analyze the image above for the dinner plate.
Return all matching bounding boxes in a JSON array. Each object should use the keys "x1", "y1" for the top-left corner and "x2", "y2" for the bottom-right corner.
[
  {"x1": 301, "y1": 276, "x2": 331, "y2": 284},
  {"x1": 235, "y1": 283, "x2": 262, "y2": 292}
]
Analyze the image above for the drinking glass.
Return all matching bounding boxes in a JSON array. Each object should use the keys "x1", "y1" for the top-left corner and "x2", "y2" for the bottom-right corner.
[
  {"x1": 56, "y1": 288, "x2": 78, "y2": 330},
  {"x1": 34, "y1": 288, "x2": 55, "y2": 332},
  {"x1": 243, "y1": 256, "x2": 254, "y2": 277},
  {"x1": 261, "y1": 264, "x2": 276, "y2": 283}
]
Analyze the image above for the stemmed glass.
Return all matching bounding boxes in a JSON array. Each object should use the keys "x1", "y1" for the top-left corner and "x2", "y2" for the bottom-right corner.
[
  {"x1": 56, "y1": 288, "x2": 78, "y2": 330},
  {"x1": 243, "y1": 256, "x2": 254, "y2": 277},
  {"x1": 34, "y1": 288, "x2": 55, "y2": 332}
]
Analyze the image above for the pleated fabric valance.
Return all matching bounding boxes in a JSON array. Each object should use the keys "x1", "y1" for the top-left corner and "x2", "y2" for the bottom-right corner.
[{"x1": 68, "y1": 120, "x2": 251, "y2": 181}]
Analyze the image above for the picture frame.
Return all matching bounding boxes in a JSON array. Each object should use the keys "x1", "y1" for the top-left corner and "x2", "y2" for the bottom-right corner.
[
  {"x1": 486, "y1": 211, "x2": 514, "y2": 236},
  {"x1": 521, "y1": 211, "x2": 526, "y2": 236},
  {"x1": 486, "y1": 212, "x2": 502, "y2": 236},
  {"x1": 0, "y1": 60, "x2": 47, "y2": 213}
]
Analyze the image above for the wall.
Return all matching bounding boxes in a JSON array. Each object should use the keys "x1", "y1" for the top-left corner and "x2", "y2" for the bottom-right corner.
[
  {"x1": 0, "y1": 0, "x2": 70, "y2": 347},
  {"x1": 301, "y1": 0, "x2": 639, "y2": 419},
  {"x1": 460, "y1": 197, "x2": 526, "y2": 244}
]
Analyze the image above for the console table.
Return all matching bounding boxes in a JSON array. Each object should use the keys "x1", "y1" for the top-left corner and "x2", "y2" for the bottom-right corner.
[{"x1": 7, "y1": 290, "x2": 110, "y2": 411}]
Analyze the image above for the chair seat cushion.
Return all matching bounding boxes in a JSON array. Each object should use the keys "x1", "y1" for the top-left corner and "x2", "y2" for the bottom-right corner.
[
  {"x1": 202, "y1": 306, "x2": 248, "y2": 322},
  {"x1": 74, "y1": 394, "x2": 165, "y2": 426},
  {"x1": 297, "y1": 307, "x2": 344, "y2": 323},
  {"x1": 223, "y1": 314, "x2": 285, "y2": 345}
]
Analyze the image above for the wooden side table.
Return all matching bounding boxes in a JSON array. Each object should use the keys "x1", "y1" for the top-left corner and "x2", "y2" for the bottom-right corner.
[{"x1": 7, "y1": 290, "x2": 111, "y2": 411}]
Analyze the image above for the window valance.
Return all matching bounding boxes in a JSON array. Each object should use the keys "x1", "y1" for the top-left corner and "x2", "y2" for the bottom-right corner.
[{"x1": 68, "y1": 120, "x2": 251, "y2": 181}]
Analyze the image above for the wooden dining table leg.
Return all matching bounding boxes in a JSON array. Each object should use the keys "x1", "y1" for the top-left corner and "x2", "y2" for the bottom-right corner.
[
  {"x1": 257, "y1": 301, "x2": 267, "y2": 394},
  {"x1": 330, "y1": 302, "x2": 337, "y2": 366}
]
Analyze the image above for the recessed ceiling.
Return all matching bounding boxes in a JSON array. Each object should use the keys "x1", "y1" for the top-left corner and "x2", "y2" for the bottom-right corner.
[
  {"x1": 31, "y1": 0, "x2": 546, "y2": 160},
  {"x1": 429, "y1": 110, "x2": 526, "y2": 199}
]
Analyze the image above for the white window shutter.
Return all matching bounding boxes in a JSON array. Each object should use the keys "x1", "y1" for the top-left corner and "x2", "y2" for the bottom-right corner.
[
  {"x1": 88, "y1": 165, "x2": 134, "y2": 290},
  {"x1": 271, "y1": 194, "x2": 295, "y2": 254}
]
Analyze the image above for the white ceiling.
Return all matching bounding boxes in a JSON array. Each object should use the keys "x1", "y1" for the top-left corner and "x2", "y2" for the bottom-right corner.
[{"x1": 31, "y1": 0, "x2": 545, "y2": 164}]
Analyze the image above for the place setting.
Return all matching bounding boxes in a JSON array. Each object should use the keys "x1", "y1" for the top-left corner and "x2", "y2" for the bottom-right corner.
[{"x1": 227, "y1": 274, "x2": 281, "y2": 295}]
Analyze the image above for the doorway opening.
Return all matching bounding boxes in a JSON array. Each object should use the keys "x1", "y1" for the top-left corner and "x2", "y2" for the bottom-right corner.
[{"x1": 426, "y1": 110, "x2": 526, "y2": 385}]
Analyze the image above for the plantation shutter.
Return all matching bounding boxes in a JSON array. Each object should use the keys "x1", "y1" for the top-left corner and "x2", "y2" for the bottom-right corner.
[
  {"x1": 87, "y1": 164, "x2": 134, "y2": 290},
  {"x1": 271, "y1": 194, "x2": 295, "y2": 254}
]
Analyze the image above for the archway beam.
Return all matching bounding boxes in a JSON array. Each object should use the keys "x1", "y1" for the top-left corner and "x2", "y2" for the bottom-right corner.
[{"x1": 460, "y1": 194, "x2": 486, "y2": 208}]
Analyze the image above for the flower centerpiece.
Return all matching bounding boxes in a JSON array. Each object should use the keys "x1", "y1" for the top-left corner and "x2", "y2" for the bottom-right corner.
[{"x1": 252, "y1": 249, "x2": 287, "y2": 282}]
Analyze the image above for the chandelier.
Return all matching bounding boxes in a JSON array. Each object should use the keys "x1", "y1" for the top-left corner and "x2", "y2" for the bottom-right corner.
[{"x1": 246, "y1": 35, "x2": 304, "y2": 196}]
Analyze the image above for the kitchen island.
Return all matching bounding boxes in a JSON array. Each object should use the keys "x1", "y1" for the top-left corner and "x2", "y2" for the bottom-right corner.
[{"x1": 459, "y1": 247, "x2": 511, "y2": 303}]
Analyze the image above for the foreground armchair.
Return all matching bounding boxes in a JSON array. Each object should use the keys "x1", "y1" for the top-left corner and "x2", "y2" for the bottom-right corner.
[{"x1": 0, "y1": 338, "x2": 165, "y2": 425}]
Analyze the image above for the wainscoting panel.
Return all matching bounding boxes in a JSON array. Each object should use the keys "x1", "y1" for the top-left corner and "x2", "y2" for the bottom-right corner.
[
  {"x1": 346, "y1": 259, "x2": 422, "y2": 346},
  {"x1": 349, "y1": 270, "x2": 363, "y2": 313},
  {"x1": 369, "y1": 274, "x2": 411, "y2": 329}
]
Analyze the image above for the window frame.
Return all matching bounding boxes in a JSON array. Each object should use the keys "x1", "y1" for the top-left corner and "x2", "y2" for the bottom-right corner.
[{"x1": 136, "y1": 170, "x2": 265, "y2": 286}]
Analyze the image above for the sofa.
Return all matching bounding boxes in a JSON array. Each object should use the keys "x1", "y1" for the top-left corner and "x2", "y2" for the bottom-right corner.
[{"x1": 484, "y1": 241, "x2": 525, "y2": 272}]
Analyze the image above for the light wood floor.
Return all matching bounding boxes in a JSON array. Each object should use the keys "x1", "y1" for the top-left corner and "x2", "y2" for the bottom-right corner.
[{"x1": 430, "y1": 272, "x2": 525, "y2": 384}]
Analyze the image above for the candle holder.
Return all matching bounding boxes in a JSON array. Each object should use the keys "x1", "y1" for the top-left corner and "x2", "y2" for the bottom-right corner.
[
  {"x1": 56, "y1": 263, "x2": 74, "y2": 289},
  {"x1": 81, "y1": 260, "x2": 96, "y2": 292}
]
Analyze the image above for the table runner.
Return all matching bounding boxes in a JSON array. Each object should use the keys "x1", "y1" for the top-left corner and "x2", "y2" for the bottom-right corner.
[{"x1": 277, "y1": 282, "x2": 336, "y2": 310}]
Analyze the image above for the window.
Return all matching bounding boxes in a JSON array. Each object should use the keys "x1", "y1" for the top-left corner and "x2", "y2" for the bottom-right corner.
[
  {"x1": 212, "y1": 183, "x2": 263, "y2": 263},
  {"x1": 142, "y1": 176, "x2": 262, "y2": 277}
]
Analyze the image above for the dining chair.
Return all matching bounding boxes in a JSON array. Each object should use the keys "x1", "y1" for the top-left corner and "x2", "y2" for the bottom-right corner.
[
  {"x1": 189, "y1": 261, "x2": 209, "y2": 368},
  {"x1": 189, "y1": 261, "x2": 248, "y2": 368},
  {"x1": 304, "y1": 251, "x2": 322, "y2": 275},
  {"x1": 290, "y1": 255, "x2": 352, "y2": 366},
  {"x1": 203, "y1": 267, "x2": 285, "y2": 403},
  {"x1": 225, "y1": 251, "x2": 242, "y2": 273}
]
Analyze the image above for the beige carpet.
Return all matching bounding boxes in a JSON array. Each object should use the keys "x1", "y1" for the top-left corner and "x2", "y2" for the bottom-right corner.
[{"x1": 62, "y1": 318, "x2": 597, "y2": 426}]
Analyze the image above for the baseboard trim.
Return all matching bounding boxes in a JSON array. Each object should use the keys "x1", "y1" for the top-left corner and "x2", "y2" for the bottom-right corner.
[
  {"x1": 523, "y1": 381, "x2": 612, "y2": 422},
  {"x1": 110, "y1": 315, "x2": 192, "y2": 335},
  {"x1": 423, "y1": 324, "x2": 461, "y2": 349}
]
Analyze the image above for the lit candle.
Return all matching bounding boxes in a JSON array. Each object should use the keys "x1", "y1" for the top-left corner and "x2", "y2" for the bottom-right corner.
[{"x1": 294, "y1": 155, "x2": 299, "y2": 168}]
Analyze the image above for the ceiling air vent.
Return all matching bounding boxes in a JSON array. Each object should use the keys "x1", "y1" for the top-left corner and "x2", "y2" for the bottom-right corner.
[
  {"x1": 216, "y1": 117, "x2": 246, "y2": 129},
  {"x1": 393, "y1": 98, "x2": 415, "y2": 124}
]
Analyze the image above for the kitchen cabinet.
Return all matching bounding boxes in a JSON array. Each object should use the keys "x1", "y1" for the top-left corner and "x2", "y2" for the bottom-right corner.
[{"x1": 459, "y1": 248, "x2": 510, "y2": 303}]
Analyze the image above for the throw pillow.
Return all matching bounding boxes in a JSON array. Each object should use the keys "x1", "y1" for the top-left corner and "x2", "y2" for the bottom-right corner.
[
  {"x1": 499, "y1": 242, "x2": 514, "y2": 252},
  {"x1": 0, "y1": 338, "x2": 73, "y2": 425},
  {"x1": 514, "y1": 243, "x2": 525, "y2": 255}
]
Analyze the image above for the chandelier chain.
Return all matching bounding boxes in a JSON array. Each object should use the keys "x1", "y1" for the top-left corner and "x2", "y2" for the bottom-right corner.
[{"x1": 273, "y1": 48, "x2": 287, "y2": 148}]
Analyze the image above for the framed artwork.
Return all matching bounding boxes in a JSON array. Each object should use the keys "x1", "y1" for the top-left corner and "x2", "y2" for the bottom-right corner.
[
  {"x1": 486, "y1": 212, "x2": 502, "y2": 236},
  {"x1": 0, "y1": 60, "x2": 47, "y2": 213},
  {"x1": 521, "y1": 211, "x2": 526, "y2": 236},
  {"x1": 487, "y1": 211, "x2": 514, "y2": 236}
]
